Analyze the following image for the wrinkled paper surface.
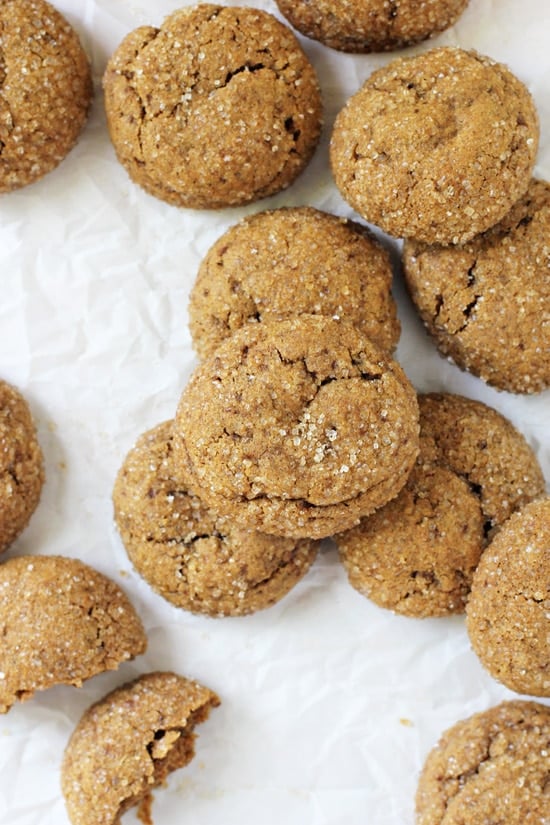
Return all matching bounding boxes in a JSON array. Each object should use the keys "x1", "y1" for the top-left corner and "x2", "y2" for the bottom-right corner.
[{"x1": 0, "y1": 0, "x2": 549, "y2": 823}]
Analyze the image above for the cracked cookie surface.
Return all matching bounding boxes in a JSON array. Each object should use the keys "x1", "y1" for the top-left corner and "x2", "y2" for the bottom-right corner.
[
  {"x1": 416, "y1": 700, "x2": 550, "y2": 825},
  {"x1": 174, "y1": 315, "x2": 419, "y2": 539},
  {"x1": 403, "y1": 177, "x2": 550, "y2": 393},
  {"x1": 189, "y1": 206, "x2": 400, "y2": 360},
  {"x1": 466, "y1": 497, "x2": 550, "y2": 697},
  {"x1": 0, "y1": 379, "x2": 44, "y2": 554},
  {"x1": 0, "y1": 0, "x2": 92, "y2": 192},
  {"x1": 275, "y1": 0, "x2": 469, "y2": 53},
  {"x1": 103, "y1": 4, "x2": 322, "y2": 209},
  {"x1": 0, "y1": 555, "x2": 147, "y2": 713},
  {"x1": 113, "y1": 420, "x2": 319, "y2": 616},
  {"x1": 62, "y1": 671, "x2": 220, "y2": 825},
  {"x1": 330, "y1": 47, "x2": 538, "y2": 244}
]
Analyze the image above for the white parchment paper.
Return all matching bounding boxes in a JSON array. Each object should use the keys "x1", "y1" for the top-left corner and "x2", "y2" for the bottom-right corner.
[{"x1": 0, "y1": 1, "x2": 548, "y2": 823}]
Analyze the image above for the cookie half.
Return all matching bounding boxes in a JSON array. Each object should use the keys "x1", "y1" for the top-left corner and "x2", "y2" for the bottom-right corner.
[{"x1": 189, "y1": 206, "x2": 400, "y2": 359}]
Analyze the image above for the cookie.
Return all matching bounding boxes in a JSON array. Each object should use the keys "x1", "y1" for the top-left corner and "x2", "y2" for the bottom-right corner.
[
  {"x1": 403, "y1": 178, "x2": 550, "y2": 394},
  {"x1": 0, "y1": 379, "x2": 44, "y2": 554},
  {"x1": 174, "y1": 315, "x2": 419, "y2": 539},
  {"x1": 466, "y1": 497, "x2": 550, "y2": 697},
  {"x1": 275, "y1": 0, "x2": 469, "y2": 53},
  {"x1": 113, "y1": 420, "x2": 319, "y2": 616},
  {"x1": 62, "y1": 671, "x2": 220, "y2": 825},
  {"x1": 416, "y1": 700, "x2": 550, "y2": 825},
  {"x1": 335, "y1": 392, "x2": 544, "y2": 617},
  {"x1": 0, "y1": 555, "x2": 147, "y2": 713},
  {"x1": 0, "y1": 0, "x2": 92, "y2": 193},
  {"x1": 189, "y1": 206, "x2": 400, "y2": 360},
  {"x1": 103, "y1": 4, "x2": 322, "y2": 210},
  {"x1": 330, "y1": 47, "x2": 538, "y2": 244}
]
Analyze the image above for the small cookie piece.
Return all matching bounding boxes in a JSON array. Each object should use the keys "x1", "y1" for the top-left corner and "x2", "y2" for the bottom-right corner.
[
  {"x1": 189, "y1": 206, "x2": 400, "y2": 360},
  {"x1": 466, "y1": 497, "x2": 550, "y2": 697},
  {"x1": 0, "y1": 0, "x2": 92, "y2": 192},
  {"x1": 62, "y1": 671, "x2": 220, "y2": 825},
  {"x1": 335, "y1": 393, "x2": 545, "y2": 617},
  {"x1": 113, "y1": 420, "x2": 319, "y2": 616},
  {"x1": 174, "y1": 315, "x2": 419, "y2": 539},
  {"x1": 0, "y1": 380, "x2": 44, "y2": 554},
  {"x1": 330, "y1": 47, "x2": 538, "y2": 244},
  {"x1": 403, "y1": 178, "x2": 550, "y2": 394},
  {"x1": 275, "y1": 0, "x2": 469, "y2": 53},
  {"x1": 103, "y1": 4, "x2": 322, "y2": 209},
  {"x1": 416, "y1": 700, "x2": 550, "y2": 825},
  {"x1": 0, "y1": 555, "x2": 147, "y2": 713}
]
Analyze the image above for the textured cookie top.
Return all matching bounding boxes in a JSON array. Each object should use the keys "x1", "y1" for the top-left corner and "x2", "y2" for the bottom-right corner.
[
  {"x1": 113, "y1": 420, "x2": 319, "y2": 616},
  {"x1": 0, "y1": 0, "x2": 92, "y2": 192},
  {"x1": 189, "y1": 206, "x2": 400, "y2": 359},
  {"x1": 0, "y1": 555, "x2": 147, "y2": 713},
  {"x1": 403, "y1": 177, "x2": 550, "y2": 393},
  {"x1": 62, "y1": 671, "x2": 220, "y2": 825},
  {"x1": 103, "y1": 4, "x2": 322, "y2": 209},
  {"x1": 0, "y1": 379, "x2": 44, "y2": 554},
  {"x1": 466, "y1": 497, "x2": 550, "y2": 697},
  {"x1": 175, "y1": 315, "x2": 419, "y2": 538},
  {"x1": 330, "y1": 47, "x2": 538, "y2": 244},
  {"x1": 275, "y1": 0, "x2": 469, "y2": 53},
  {"x1": 416, "y1": 700, "x2": 550, "y2": 825}
]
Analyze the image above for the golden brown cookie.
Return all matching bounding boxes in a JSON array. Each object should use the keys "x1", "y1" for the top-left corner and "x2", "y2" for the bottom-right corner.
[
  {"x1": 275, "y1": 0, "x2": 469, "y2": 53},
  {"x1": 103, "y1": 4, "x2": 322, "y2": 210},
  {"x1": 330, "y1": 47, "x2": 538, "y2": 244},
  {"x1": 403, "y1": 178, "x2": 550, "y2": 394},
  {"x1": 174, "y1": 315, "x2": 419, "y2": 539},
  {"x1": 0, "y1": 0, "x2": 92, "y2": 193},
  {"x1": 113, "y1": 420, "x2": 319, "y2": 616},
  {"x1": 189, "y1": 206, "x2": 400, "y2": 360},
  {"x1": 0, "y1": 555, "x2": 147, "y2": 713},
  {"x1": 335, "y1": 393, "x2": 545, "y2": 617},
  {"x1": 416, "y1": 700, "x2": 550, "y2": 825},
  {"x1": 0, "y1": 380, "x2": 44, "y2": 554},
  {"x1": 466, "y1": 497, "x2": 550, "y2": 697},
  {"x1": 62, "y1": 671, "x2": 220, "y2": 825}
]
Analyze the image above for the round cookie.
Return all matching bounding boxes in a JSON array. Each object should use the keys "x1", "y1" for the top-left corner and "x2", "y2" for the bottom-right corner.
[
  {"x1": 103, "y1": 4, "x2": 322, "y2": 210},
  {"x1": 466, "y1": 497, "x2": 550, "y2": 697},
  {"x1": 113, "y1": 420, "x2": 319, "y2": 616},
  {"x1": 62, "y1": 671, "x2": 220, "y2": 825},
  {"x1": 275, "y1": 0, "x2": 469, "y2": 53},
  {"x1": 174, "y1": 315, "x2": 420, "y2": 539},
  {"x1": 189, "y1": 206, "x2": 400, "y2": 360},
  {"x1": 0, "y1": 380, "x2": 44, "y2": 554},
  {"x1": 335, "y1": 393, "x2": 545, "y2": 617},
  {"x1": 0, "y1": 555, "x2": 147, "y2": 714},
  {"x1": 416, "y1": 700, "x2": 550, "y2": 825},
  {"x1": 0, "y1": 0, "x2": 92, "y2": 193},
  {"x1": 330, "y1": 47, "x2": 538, "y2": 245},
  {"x1": 403, "y1": 178, "x2": 550, "y2": 394}
]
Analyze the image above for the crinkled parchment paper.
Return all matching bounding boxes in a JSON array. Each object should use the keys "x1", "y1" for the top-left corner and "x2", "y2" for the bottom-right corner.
[{"x1": 0, "y1": 1, "x2": 548, "y2": 823}]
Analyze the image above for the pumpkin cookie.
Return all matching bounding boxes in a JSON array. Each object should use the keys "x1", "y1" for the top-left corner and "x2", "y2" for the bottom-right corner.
[
  {"x1": 0, "y1": 0, "x2": 92, "y2": 192},
  {"x1": 335, "y1": 393, "x2": 545, "y2": 617},
  {"x1": 113, "y1": 420, "x2": 319, "y2": 616},
  {"x1": 330, "y1": 47, "x2": 538, "y2": 244},
  {"x1": 189, "y1": 206, "x2": 400, "y2": 360},
  {"x1": 0, "y1": 380, "x2": 44, "y2": 554},
  {"x1": 275, "y1": 0, "x2": 469, "y2": 53},
  {"x1": 62, "y1": 671, "x2": 220, "y2": 825},
  {"x1": 0, "y1": 555, "x2": 147, "y2": 713},
  {"x1": 174, "y1": 315, "x2": 419, "y2": 539},
  {"x1": 403, "y1": 178, "x2": 550, "y2": 394},
  {"x1": 467, "y1": 497, "x2": 550, "y2": 697},
  {"x1": 103, "y1": 4, "x2": 322, "y2": 209},
  {"x1": 416, "y1": 700, "x2": 550, "y2": 825}
]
